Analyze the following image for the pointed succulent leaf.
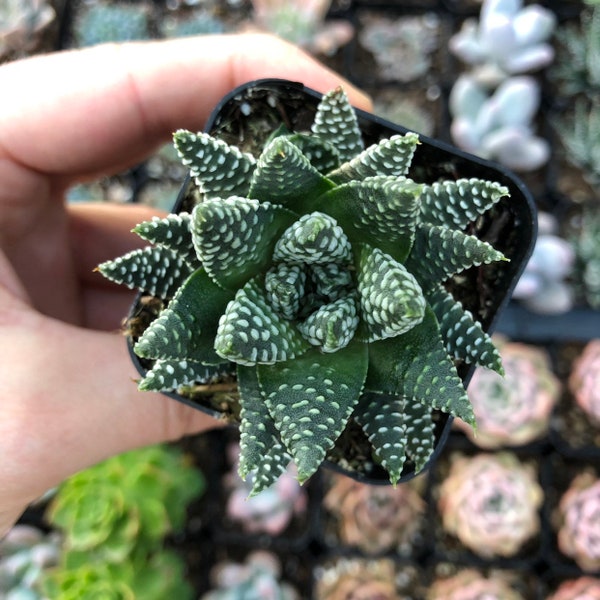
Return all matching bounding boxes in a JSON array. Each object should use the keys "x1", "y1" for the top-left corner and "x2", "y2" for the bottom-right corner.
[
  {"x1": 297, "y1": 295, "x2": 359, "y2": 353},
  {"x1": 265, "y1": 263, "x2": 307, "y2": 320},
  {"x1": 258, "y1": 341, "x2": 368, "y2": 483},
  {"x1": 403, "y1": 397, "x2": 436, "y2": 472},
  {"x1": 418, "y1": 178, "x2": 509, "y2": 229},
  {"x1": 406, "y1": 223, "x2": 507, "y2": 292},
  {"x1": 173, "y1": 130, "x2": 256, "y2": 198},
  {"x1": 248, "y1": 136, "x2": 335, "y2": 212},
  {"x1": 191, "y1": 197, "x2": 297, "y2": 290},
  {"x1": 328, "y1": 133, "x2": 420, "y2": 183},
  {"x1": 133, "y1": 213, "x2": 199, "y2": 266},
  {"x1": 366, "y1": 307, "x2": 475, "y2": 427},
  {"x1": 427, "y1": 285, "x2": 503, "y2": 373},
  {"x1": 273, "y1": 212, "x2": 352, "y2": 265},
  {"x1": 138, "y1": 358, "x2": 230, "y2": 392},
  {"x1": 311, "y1": 87, "x2": 364, "y2": 162},
  {"x1": 214, "y1": 277, "x2": 310, "y2": 366},
  {"x1": 237, "y1": 365, "x2": 292, "y2": 495},
  {"x1": 134, "y1": 268, "x2": 234, "y2": 364},
  {"x1": 356, "y1": 245, "x2": 426, "y2": 342},
  {"x1": 97, "y1": 246, "x2": 194, "y2": 299},
  {"x1": 315, "y1": 176, "x2": 422, "y2": 262},
  {"x1": 286, "y1": 132, "x2": 341, "y2": 173}
]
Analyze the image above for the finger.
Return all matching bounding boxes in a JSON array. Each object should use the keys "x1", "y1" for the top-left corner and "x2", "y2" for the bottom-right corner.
[{"x1": 0, "y1": 34, "x2": 372, "y2": 181}]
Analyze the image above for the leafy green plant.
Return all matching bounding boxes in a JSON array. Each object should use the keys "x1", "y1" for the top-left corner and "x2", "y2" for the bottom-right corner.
[
  {"x1": 98, "y1": 87, "x2": 509, "y2": 493},
  {"x1": 42, "y1": 444, "x2": 203, "y2": 599}
]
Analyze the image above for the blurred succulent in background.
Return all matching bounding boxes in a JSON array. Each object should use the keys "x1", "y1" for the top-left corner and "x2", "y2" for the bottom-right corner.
[
  {"x1": 557, "y1": 471, "x2": 600, "y2": 572},
  {"x1": 512, "y1": 212, "x2": 575, "y2": 314},
  {"x1": 359, "y1": 14, "x2": 440, "y2": 83},
  {"x1": 201, "y1": 551, "x2": 299, "y2": 600},
  {"x1": 449, "y1": 0, "x2": 556, "y2": 86},
  {"x1": 224, "y1": 442, "x2": 308, "y2": 535},
  {"x1": 438, "y1": 452, "x2": 543, "y2": 558},
  {"x1": 572, "y1": 206, "x2": 600, "y2": 310},
  {"x1": 0, "y1": 525, "x2": 61, "y2": 599},
  {"x1": 99, "y1": 87, "x2": 509, "y2": 492},
  {"x1": 247, "y1": 0, "x2": 353, "y2": 55},
  {"x1": 314, "y1": 558, "x2": 399, "y2": 600},
  {"x1": 427, "y1": 568, "x2": 525, "y2": 600},
  {"x1": 373, "y1": 92, "x2": 436, "y2": 137},
  {"x1": 161, "y1": 9, "x2": 225, "y2": 38},
  {"x1": 0, "y1": 0, "x2": 56, "y2": 61},
  {"x1": 73, "y1": 2, "x2": 151, "y2": 47},
  {"x1": 323, "y1": 473, "x2": 425, "y2": 554},
  {"x1": 455, "y1": 338, "x2": 560, "y2": 448},
  {"x1": 550, "y1": 5, "x2": 600, "y2": 98},
  {"x1": 569, "y1": 340, "x2": 600, "y2": 427},
  {"x1": 547, "y1": 577, "x2": 600, "y2": 600},
  {"x1": 449, "y1": 74, "x2": 550, "y2": 172}
]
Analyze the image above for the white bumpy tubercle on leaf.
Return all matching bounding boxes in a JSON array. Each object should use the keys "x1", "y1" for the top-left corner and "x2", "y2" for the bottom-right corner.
[{"x1": 98, "y1": 87, "x2": 509, "y2": 492}]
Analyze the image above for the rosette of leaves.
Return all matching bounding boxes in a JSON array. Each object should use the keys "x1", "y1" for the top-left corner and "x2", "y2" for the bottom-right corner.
[{"x1": 98, "y1": 88, "x2": 509, "y2": 493}]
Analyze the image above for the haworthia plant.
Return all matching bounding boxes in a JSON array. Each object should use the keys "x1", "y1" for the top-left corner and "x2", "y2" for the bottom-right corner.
[{"x1": 98, "y1": 88, "x2": 509, "y2": 493}]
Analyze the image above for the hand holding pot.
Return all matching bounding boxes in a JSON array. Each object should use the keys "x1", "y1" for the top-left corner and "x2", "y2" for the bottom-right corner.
[{"x1": 0, "y1": 33, "x2": 371, "y2": 537}]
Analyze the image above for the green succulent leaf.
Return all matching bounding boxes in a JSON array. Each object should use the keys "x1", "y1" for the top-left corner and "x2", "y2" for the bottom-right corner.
[
  {"x1": 328, "y1": 133, "x2": 420, "y2": 183},
  {"x1": 426, "y1": 285, "x2": 503, "y2": 373},
  {"x1": 237, "y1": 365, "x2": 292, "y2": 495},
  {"x1": 309, "y1": 263, "x2": 354, "y2": 302},
  {"x1": 418, "y1": 178, "x2": 509, "y2": 229},
  {"x1": 286, "y1": 132, "x2": 341, "y2": 173},
  {"x1": 132, "y1": 213, "x2": 199, "y2": 266},
  {"x1": 215, "y1": 277, "x2": 311, "y2": 365},
  {"x1": 134, "y1": 268, "x2": 234, "y2": 364},
  {"x1": 316, "y1": 176, "x2": 422, "y2": 261},
  {"x1": 356, "y1": 244, "x2": 426, "y2": 342},
  {"x1": 258, "y1": 341, "x2": 368, "y2": 483},
  {"x1": 311, "y1": 88, "x2": 364, "y2": 162},
  {"x1": 173, "y1": 130, "x2": 256, "y2": 198},
  {"x1": 406, "y1": 223, "x2": 507, "y2": 291},
  {"x1": 366, "y1": 307, "x2": 475, "y2": 427},
  {"x1": 248, "y1": 136, "x2": 335, "y2": 212},
  {"x1": 97, "y1": 246, "x2": 194, "y2": 299},
  {"x1": 265, "y1": 263, "x2": 307, "y2": 319},
  {"x1": 137, "y1": 359, "x2": 230, "y2": 392},
  {"x1": 191, "y1": 197, "x2": 297, "y2": 290}
]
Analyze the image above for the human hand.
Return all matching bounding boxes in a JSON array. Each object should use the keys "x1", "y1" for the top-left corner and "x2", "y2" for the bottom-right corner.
[{"x1": 0, "y1": 33, "x2": 371, "y2": 537}]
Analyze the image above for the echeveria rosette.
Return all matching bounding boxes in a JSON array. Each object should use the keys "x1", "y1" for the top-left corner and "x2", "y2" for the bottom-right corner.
[
  {"x1": 98, "y1": 88, "x2": 509, "y2": 493},
  {"x1": 428, "y1": 569, "x2": 525, "y2": 600}
]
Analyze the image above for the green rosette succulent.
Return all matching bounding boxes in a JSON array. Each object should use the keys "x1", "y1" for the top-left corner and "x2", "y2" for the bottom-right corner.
[{"x1": 98, "y1": 87, "x2": 508, "y2": 493}]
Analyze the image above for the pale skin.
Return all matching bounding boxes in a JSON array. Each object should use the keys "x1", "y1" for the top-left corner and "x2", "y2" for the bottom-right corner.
[{"x1": 0, "y1": 33, "x2": 372, "y2": 537}]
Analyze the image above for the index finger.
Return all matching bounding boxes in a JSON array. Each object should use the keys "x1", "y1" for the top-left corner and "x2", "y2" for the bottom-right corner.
[{"x1": 0, "y1": 34, "x2": 372, "y2": 181}]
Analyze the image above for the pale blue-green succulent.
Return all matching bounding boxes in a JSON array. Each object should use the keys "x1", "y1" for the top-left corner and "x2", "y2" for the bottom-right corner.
[{"x1": 98, "y1": 88, "x2": 508, "y2": 493}]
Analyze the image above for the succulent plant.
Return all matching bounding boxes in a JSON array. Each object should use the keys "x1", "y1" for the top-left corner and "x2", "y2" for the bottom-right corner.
[
  {"x1": 438, "y1": 452, "x2": 543, "y2": 558},
  {"x1": 0, "y1": 524, "x2": 61, "y2": 599},
  {"x1": 45, "y1": 444, "x2": 204, "y2": 561},
  {"x1": 450, "y1": 74, "x2": 550, "y2": 172},
  {"x1": 512, "y1": 212, "x2": 576, "y2": 314},
  {"x1": 449, "y1": 0, "x2": 556, "y2": 86},
  {"x1": 547, "y1": 577, "x2": 600, "y2": 600},
  {"x1": 323, "y1": 472, "x2": 425, "y2": 554},
  {"x1": 455, "y1": 338, "x2": 561, "y2": 448},
  {"x1": 359, "y1": 14, "x2": 440, "y2": 83},
  {"x1": 98, "y1": 87, "x2": 510, "y2": 493},
  {"x1": 314, "y1": 558, "x2": 399, "y2": 600},
  {"x1": 201, "y1": 551, "x2": 299, "y2": 600},
  {"x1": 569, "y1": 340, "x2": 600, "y2": 427},
  {"x1": 73, "y1": 3, "x2": 151, "y2": 48},
  {"x1": 427, "y1": 568, "x2": 525, "y2": 600},
  {"x1": 557, "y1": 471, "x2": 600, "y2": 572},
  {"x1": 0, "y1": 0, "x2": 56, "y2": 61},
  {"x1": 572, "y1": 206, "x2": 600, "y2": 309},
  {"x1": 224, "y1": 442, "x2": 308, "y2": 535}
]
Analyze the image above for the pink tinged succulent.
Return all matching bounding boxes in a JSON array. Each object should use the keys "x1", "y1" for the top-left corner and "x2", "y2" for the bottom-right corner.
[
  {"x1": 456, "y1": 339, "x2": 560, "y2": 448},
  {"x1": 569, "y1": 340, "x2": 600, "y2": 427},
  {"x1": 438, "y1": 452, "x2": 543, "y2": 558},
  {"x1": 558, "y1": 472, "x2": 600, "y2": 572},
  {"x1": 546, "y1": 577, "x2": 600, "y2": 600},
  {"x1": 427, "y1": 568, "x2": 525, "y2": 600}
]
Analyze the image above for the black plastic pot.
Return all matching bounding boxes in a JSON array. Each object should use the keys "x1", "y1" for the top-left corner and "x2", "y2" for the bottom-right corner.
[{"x1": 127, "y1": 78, "x2": 537, "y2": 484}]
